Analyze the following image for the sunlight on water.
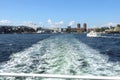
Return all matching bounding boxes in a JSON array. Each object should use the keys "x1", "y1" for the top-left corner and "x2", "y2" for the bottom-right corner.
[{"x1": 0, "y1": 34, "x2": 120, "y2": 80}]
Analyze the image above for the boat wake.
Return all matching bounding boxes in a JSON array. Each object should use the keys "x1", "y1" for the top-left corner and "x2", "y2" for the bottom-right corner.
[
  {"x1": 0, "y1": 34, "x2": 120, "y2": 80},
  {"x1": 101, "y1": 36, "x2": 120, "y2": 39}
]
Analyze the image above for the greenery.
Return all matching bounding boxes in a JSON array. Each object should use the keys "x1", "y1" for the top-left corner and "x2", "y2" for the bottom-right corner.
[
  {"x1": 117, "y1": 24, "x2": 120, "y2": 27},
  {"x1": 95, "y1": 27, "x2": 107, "y2": 32}
]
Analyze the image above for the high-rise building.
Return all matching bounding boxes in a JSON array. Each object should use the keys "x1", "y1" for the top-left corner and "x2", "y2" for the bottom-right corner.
[
  {"x1": 77, "y1": 23, "x2": 82, "y2": 33},
  {"x1": 67, "y1": 26, "x2": 71, "y2": 33},
  {"x1": 83, "y1": 23, "x2": 87, "y2": 32},
  {"x1": 77, "y1": 23, "x2": 81, "y2": 29}
]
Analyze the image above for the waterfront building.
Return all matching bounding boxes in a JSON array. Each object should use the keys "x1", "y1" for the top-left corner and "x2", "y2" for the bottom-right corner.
[
  {"x1": 83, "y1": 23, "x2": 87, "y2": 32},
  {"x1": 77, "y1": 23, "x2": 81, "y2": 29},
  {"x1": 77, "y1": 23, "x2": 82, "y2": 33},
  {"x1": 66, "y1": 23, "x2": 87, "y2": 33}
]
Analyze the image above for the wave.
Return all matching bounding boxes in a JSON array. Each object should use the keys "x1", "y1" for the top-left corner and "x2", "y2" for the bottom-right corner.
[
  {"x1": 101, "y1": 35, "x2": 120, "y2": 39},
  {"x1": 0, "y1": 34, "x2": 120, "y2": 80}
]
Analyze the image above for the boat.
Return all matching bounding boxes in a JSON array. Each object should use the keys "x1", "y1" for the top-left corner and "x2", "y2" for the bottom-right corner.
[
  {"x1": 87, "y1": 31, "x2": 101, "y2": 37},
  {"x1": 37, "y1": 30, "x2": 45, "y2": 33}
]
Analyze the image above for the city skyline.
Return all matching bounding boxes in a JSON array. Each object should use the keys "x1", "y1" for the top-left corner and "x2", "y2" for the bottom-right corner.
[{"x1": 0, "y1": 0, "x2": 120, "y2": 28}]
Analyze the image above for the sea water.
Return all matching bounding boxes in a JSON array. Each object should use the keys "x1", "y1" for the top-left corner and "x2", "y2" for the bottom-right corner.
[{"x1": 0, "y1": 33, "x2": 120, "y2": 80}]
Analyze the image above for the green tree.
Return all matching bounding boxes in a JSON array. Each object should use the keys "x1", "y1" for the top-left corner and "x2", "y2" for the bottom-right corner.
[
  {"x1": 117, "y1": 24, "x2": 120, "y2": 27},
  {"x1": 95, "y1": 28, "x2": 101, "y2": 32}
]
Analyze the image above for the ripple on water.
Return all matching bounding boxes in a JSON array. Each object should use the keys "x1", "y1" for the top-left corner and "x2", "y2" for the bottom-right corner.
[{"x1": 0, "y1": 34, "x2": 120, "y2": 80}]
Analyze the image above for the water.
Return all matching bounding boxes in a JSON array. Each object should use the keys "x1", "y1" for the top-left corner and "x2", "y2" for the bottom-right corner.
[
  {"x1": 0, "y1": 33, "x2": 120, "y2": 80},
  {"x1": 0, "y1": 34, "x2": 52, "y2": 62}
]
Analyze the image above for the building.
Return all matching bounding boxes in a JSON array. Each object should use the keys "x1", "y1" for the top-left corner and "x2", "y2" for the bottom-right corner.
[
  {"x1": 77, "y1": 23, "x2": 82, "y2": 33},
  {"x1": 66, "y1": 23, "x2": 87, "y2": 33},
  {"x1": 77, "y1": 23, "x2": 81, "y2": 29},
  {"x1": 77, "y1": 23, "x2": 87, "y2": 33},
  {"x1": 83, "y1": 23, "x2": 87, "y2": 32}
]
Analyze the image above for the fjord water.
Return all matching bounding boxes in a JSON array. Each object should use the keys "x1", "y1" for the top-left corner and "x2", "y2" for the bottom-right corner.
[{"x1": 0, "y1": 33, "x2": 120, "y2": 80}]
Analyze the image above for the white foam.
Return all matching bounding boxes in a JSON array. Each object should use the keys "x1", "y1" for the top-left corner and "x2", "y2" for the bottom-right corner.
[{"x1": 0, "y1": 34, "x2": 120, "y2": 80}]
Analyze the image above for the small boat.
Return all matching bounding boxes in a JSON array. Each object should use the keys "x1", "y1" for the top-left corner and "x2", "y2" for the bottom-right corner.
[
  {"x1": 37, "y1": 30, "x2": 45, "y2": 33},
  {"x1": 87, "y1": 31, "x2": 101, "y2": 37}
]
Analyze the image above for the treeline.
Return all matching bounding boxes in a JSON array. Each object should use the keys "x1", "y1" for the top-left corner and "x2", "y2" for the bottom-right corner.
[
  {"x1": 94, "y1": 24, "x2": 120, "y2": 33},
  {"x1": 0, "y1": 25, "x2": 36, "y2": 34}
]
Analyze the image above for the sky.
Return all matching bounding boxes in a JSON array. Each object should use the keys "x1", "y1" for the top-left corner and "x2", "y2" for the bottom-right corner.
[{"x1": 0, "y1": 0, "x2": 120, "y2": 28}]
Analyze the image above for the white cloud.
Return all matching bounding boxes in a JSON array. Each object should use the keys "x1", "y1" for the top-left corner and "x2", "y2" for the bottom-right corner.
[
  {"x1": 107, "y1": 22, "x2": 116, "y2": 27},
  {"x1": 21, "y1": 21, "x2": 39, "y2": 29},
  {"x1": 68, "y1": 21, "x2": 75, "y2": 26},
  {"x1": 102, "y1": 22, "x2": 120, "y2": 27},
  {"x1": 47, "y1": 19, "x2": 64, "y2": 28},
  {"x1": 0, "y1": 20, "x2": 11, "y2": 25},
  {"x1": 59, "y1": 21, "x2": 64, "y2": 24},
  {"x1": 55, "y1": 21, "x2": 64, "y2": 26},
  {"x1": 47, "y1": 19, "x2": 52, "y2": 24}
]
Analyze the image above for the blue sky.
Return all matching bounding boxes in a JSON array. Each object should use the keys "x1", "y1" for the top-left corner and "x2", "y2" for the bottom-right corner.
[{"x1": 0, "y1": 0, "x2": 120, "y2": 28}]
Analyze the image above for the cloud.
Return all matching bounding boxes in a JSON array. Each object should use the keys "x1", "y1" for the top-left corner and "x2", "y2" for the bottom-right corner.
[
  {"x1": 47, "y1": 19, "x2": 52, "y2": 24},
  {"x1": 55, "y1": 21, "x2": 64, "y2": 26},
  {"x1": 21, "y1": 21, "x2": 39, "y2": 29},
  {"x1": 68, "y1": 21, "x2": 75, "y2": 26},
  {"x1": 102, "y1": 22, "x2": 120, "y2": 27},
  {"x1": 47, "y1": 19, "x2": 64, "y2": 28},
  {"x1": 107, "y1": 22, "x2": 116, "y2": 27},
  {"x1": 59, "y1": 21, "x2": 64, "y2": 24},
  {"x1": 0, "y1": 20, "x2": 11, "y2": 25}
]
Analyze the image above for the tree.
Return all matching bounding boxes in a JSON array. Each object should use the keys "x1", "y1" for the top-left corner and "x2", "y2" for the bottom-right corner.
[
  {"x1": 117, "y1": 24, "x2": 120, "y2": 28},
  {"x1": 95, "y1": 28, "x2": 101, "y2": 32}
]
